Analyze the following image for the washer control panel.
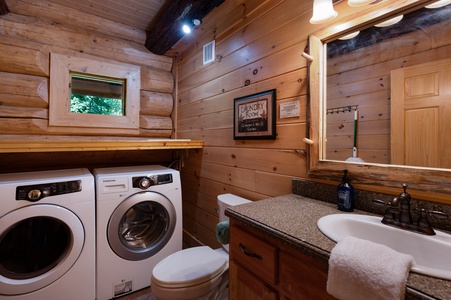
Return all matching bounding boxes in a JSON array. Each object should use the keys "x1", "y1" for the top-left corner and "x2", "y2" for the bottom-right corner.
[
  {"x1": 16, "y1": 180, "x2": 82, "y2": 202},
  {"x1": 132, "y1": 174, "x2": 173, "y2": 190}
]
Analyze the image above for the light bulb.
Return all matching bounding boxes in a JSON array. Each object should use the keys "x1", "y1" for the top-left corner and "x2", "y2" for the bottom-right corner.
[{"x1": 182, "y1": 24, "x2": 191, "y2": 34}]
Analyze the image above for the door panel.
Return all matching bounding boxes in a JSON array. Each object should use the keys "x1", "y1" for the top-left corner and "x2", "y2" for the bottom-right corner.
[{"x1": 391, "y1": 58, "x2": 451, "y2": 168}]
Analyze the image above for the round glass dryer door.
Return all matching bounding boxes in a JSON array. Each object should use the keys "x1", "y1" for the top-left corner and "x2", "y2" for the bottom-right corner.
[
  {"x1": 108, "y1": 192, "x2": 176, "y2": 261},
  {"x1": 0, "y1": 204, "x2": 84, "y2": 295}
]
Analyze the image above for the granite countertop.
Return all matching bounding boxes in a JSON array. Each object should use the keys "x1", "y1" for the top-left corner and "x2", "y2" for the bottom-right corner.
[{"x1": 225, "y1": 194, "x2": 451, "y2": 300}]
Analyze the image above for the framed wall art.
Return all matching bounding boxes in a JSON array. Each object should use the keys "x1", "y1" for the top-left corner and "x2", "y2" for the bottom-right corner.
[{"x1": 233, "y1": 89, "x2": 276, "y2": 140}]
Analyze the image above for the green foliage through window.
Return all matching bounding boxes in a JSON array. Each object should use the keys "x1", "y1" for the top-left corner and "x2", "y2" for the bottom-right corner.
[{"x1": 70, "y1": 95, "x2": 124, "y2": 116}]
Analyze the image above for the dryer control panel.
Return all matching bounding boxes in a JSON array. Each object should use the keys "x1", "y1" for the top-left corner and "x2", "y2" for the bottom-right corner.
[
  {"x1": 16, "y1": 180, "x2": 82, "y2": 202},
  {"x1": 132, "y1": 174, "x2": 173, "y2": 190}
]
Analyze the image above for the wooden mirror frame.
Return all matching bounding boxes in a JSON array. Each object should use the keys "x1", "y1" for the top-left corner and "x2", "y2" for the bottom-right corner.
[{"x1": 308, "y1": 0, "x2": 451, "y2": 203}]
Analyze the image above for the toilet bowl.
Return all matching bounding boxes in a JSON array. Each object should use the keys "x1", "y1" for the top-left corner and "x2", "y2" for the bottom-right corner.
[{"x1": 151, "y1": 194, "x2": 251, "y2": 300}]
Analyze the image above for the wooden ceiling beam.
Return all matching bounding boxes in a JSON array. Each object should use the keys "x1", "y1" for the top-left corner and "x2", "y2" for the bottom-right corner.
[
  {"x1": 145, "y1": 0, "x2": 224, "y2": 55},
  {"x1": 0, "y1": 0, "x2": 9, "y2": 15}
]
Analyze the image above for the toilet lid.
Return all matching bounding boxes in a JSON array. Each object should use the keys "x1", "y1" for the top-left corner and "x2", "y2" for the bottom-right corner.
[{"x1": 152, "y1": 246, "x2": 227, "y2": 288}]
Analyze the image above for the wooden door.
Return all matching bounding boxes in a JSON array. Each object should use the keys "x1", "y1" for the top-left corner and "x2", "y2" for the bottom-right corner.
[{"x1": 391, "y1": 58, "x2": 451, "y2": 168}]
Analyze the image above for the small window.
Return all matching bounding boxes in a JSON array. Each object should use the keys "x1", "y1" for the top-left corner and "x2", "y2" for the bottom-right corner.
[
  {"x1": 70, "y1": 73, "x2": 125, "y2": 116},
  {"x1": 50, "y1": 53, "x2": 140, "y2": 132}
]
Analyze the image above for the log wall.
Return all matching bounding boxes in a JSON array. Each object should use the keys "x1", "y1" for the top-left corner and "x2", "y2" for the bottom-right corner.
[{"x1": 0, "y1": 0, "x2": 174, "y2": 138}]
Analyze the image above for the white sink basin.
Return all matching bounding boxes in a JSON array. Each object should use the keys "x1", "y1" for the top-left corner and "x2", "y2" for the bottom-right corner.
[{"x1": 317, "y1": 214, "x2": 451, "y2": 280}]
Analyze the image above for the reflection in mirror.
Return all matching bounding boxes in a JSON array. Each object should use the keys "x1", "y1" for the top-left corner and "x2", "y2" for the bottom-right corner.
[
  {"x1": 324, "y1": 4, "x2": 451, "y2": 169},
  {"x1": 70, "y1": 73, "x2": 125, "y2": 116}
]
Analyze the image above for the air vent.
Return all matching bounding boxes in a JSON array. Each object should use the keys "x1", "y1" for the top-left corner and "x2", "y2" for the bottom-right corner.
[{"x1": 203, "y1": 40, "x2": 215, "y2": 65}]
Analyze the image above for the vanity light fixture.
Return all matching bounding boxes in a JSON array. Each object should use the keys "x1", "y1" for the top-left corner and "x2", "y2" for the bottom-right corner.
[
  {"x1": 338, "y1": 31, "x2": 360, "y2": 40},
  {"x1": 375, "y1": 15, "x2": 403, "y2": 27},
  {"x1": 310, "y1": 0, "x2": 338, "y2": 24},
  {"x1": 426, "y1": 0, "x2": 451, "y2": 8},
  {"x1": 347, "y1": 0, "x2": 376, "y2": 6}
]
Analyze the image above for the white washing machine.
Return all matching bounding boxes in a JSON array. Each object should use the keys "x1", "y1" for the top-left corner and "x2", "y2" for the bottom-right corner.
[
  {"x1": 0, "y1": 168, "x2": 95, "y2": 300},
  {"x1": 94, "y1": 165, "x2": 182, "y2": 300}
]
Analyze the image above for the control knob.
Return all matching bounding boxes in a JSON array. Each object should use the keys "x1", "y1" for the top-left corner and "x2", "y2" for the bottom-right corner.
[
  {"x1": 138, "y1": 177, "x2": 152, "y2": 190},
  {"x1": 27, "y1": 189, "x2": 42, "y2": 201}
]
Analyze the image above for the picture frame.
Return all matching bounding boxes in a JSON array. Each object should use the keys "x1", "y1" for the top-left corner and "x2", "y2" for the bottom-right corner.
[{"x1": 233, "y1": 89, "x2": 276, "y2": 140}]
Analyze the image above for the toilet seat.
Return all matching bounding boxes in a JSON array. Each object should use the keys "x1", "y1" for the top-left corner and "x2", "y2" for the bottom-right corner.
[{"x1": 151, "y1": 246, "x2": 227, "y2": 288}]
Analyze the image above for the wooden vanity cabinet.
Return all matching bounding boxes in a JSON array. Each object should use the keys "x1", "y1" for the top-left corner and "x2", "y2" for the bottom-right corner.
[{"x1": 229, "y1": 219, "x2": 336, "y2": 300}]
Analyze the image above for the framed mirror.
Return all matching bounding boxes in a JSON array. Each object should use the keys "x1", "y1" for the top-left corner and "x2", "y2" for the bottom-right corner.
[{"x1": 308, "y1": 0, "x2": 451, "y2": 201}]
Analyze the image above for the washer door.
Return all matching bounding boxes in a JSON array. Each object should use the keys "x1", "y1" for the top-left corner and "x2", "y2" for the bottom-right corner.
[
  {"x1": 0, "y1": 204, "x2": 84, "y2": 295},
  {"x1": 108, "y1": 191, "x2": 176, "y2": 261}
]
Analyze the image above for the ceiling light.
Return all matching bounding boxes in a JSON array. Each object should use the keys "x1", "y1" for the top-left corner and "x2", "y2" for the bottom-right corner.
[
  {"x1": 182, "y1": 19, "x2": 202, "y2": 35},
  {"x1": 348, "y1": 0, "x2": 375, "y2": 7},
  {"x1": 425, "y1": 0, "x2": 451, "y2": 8},
  {"x1": 310, "y1": 0, "x2": 338, "y2": 24},
  {"x1": 182, "y1": 23, "x2": 191, "y2": 34},
  {"x1": 375, "y1": 15, "x2": 403, "y2": 27},
  {"x1": 338, "y1": 31, "x2": 360, "y2": 40}
]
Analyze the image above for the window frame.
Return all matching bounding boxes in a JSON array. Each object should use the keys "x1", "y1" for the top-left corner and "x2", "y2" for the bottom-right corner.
[{"x1": 49, "y1": 52, "x2": 140, "y2": 131}]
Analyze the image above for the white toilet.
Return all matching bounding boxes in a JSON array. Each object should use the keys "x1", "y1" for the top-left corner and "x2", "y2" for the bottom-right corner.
[{"x1": 150, "y1": 193, "x2": 251, "y2": 300}]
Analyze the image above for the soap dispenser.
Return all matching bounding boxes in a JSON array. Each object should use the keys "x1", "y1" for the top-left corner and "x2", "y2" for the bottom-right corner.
[{"x1": 337, "y1": 169, "x2": 355, "y2": 212}]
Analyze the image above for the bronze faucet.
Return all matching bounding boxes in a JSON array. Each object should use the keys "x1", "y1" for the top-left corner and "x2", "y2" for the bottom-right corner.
[{"x1": 373, "y1": 183, "x2": 447, "y2": 236}]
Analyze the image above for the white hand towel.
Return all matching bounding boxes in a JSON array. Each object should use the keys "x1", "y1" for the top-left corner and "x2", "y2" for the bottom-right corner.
[{"x1": 327, "y1": 236, "x2": 414, "y2": 300}]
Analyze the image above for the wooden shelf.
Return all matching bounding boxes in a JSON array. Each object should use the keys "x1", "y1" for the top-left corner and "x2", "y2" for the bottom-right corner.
[{"x1": 0, "y1": 135, "x2": 204, "y2": 153}]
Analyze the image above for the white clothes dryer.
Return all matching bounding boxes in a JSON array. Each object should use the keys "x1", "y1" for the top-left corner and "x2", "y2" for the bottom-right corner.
[
  {"x1": 94, "y1": 165, "x2": 182, "y2": 300},
  {"x1": 0, "y1": 168, "x2": 95, "y2": 300}
]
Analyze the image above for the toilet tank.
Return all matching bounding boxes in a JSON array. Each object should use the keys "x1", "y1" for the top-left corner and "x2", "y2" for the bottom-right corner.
[{"x1": 217, "y1": 193, "x2": 251, "y2": 222}]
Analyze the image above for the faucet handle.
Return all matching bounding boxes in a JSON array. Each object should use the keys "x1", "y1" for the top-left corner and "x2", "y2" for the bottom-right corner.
[
  {"x1": 372, "y1": 199, "x2": 390, "y2": 206},
  {"x1": 425, "y1": 209, "x2": 448, "y2": 219},
  {"x1": 373, "y1": 199, "x2": 398, "y2": 211}
]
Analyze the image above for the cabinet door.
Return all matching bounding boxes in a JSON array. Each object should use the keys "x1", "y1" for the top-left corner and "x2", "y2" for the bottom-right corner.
[
  {"x1": 230, "y1": 225, "x2": 278, "y2": 285},
  {"x1": 230, "y1": 261, "x2": 278, "y2": 300},
  {"x1": 279, "y1": 251, "x2": 336, "y2": 299}
]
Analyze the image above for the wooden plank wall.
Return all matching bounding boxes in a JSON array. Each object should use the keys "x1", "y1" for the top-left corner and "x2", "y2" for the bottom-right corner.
[
  {"x1": 173, "y1": 0, "x2": 451, "y2": 248},
  {"x1": 0, "y1": 0, "x2": 174, "y2": 138},
  {"x1": 326, "y1": 17, "x2": 451, "y2": 163},
  {"x1": 174, "y1": 0, "x2": 318, "y2": 248}
]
